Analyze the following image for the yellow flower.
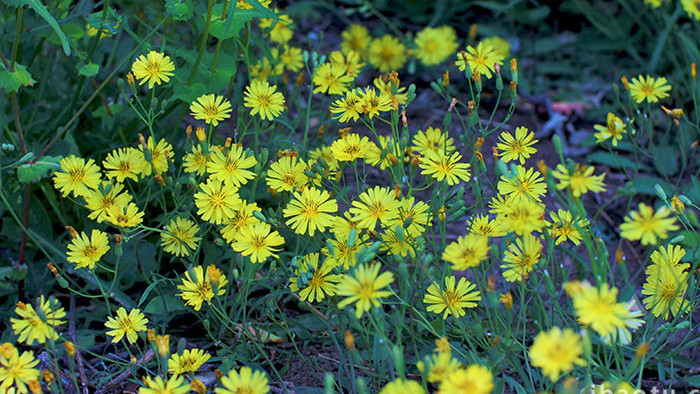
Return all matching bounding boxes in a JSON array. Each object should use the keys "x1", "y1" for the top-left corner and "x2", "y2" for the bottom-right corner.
[
  {"x1": 337, "y1": 263, "x2": 394, "y2": 318},
  {"x1": 0, "y1": 346, "x2": 40, "y2": 393},
  {"x1": 546, "y1": 209, "x2": 589, "y2": 245},
  {"x1": 348, "y1": 186, "x2": 400, "y2": 229},
  {"x1": 497, "y1": 197, "x2": 546, "y2": 236},
  {"x1": 266, "y1": 155, "x2": 308, "y2": 192},
  {"x1": 437, "y1": 365, "x2": 494, "y2": 394},
  {"x1": 190, "y1": 94, "x2": 233, "y2": 126},
  {"x1": 177, "y1": 265, "x2": 228, "y2": 311},
  {"x1": 628, "y1": 75, "x2": 671, "y2": 104},
  {"x1": 280, "y1": 45, "x2": 304, "y2": 72},
  {"x1": 481, "y1": 36, "x2": 511, "y2": 59},
  {"x1": 139, "y1": 374, "x2": 191, "y2": 394},
  {"x1": 11, "y1": 296, "x2": 66, "y2": 345},
  {"x1": 501, "y1": 233, "x2": 542, "y2": 282},
  {"x1": 289, "y1": 253, "x2": 342, "y2": 303},
  {"x1": 467, "y1": 214, "x2": 506, "y2": 238},
  {"x1": 105, "y1": 201, "x2": 144, "y2": 228},
  {"x1": 103, "y1": 147, "x2": 146, "y2": 182},
  {"x1": 183, "y1": 144, "x2": 209, "y2": 176},
  {"x1": 194, "y1": 178, "x2": 242, "y2": 225},
  {"x1": 341, "y1": 24, "x2": 371, "y2": 57},
  {"x1": 383, "y1": 196, "x2": 431, "y2": 238},
  {"x1": 650, "y1": 244, "x2": 686, "y2": 266},
  {"x1": 442, "y1": 233, "x2": 489, "y2": 270},
  {"x1": 424, "y1": 276, "x2": 481, "y2": 319},
  {"x1": 497, "y1": 165, "x2": 547, "y2": 202},
  {"x1": 131, "y1": 51, "x2": 175, "y2": 89},
  {"x1": 529, "y1": 327, "x2": 585, "y2": 382},
  {"x1": 642, "y1": 262, "x2": 689, "y2": 319},
  {"x1": 417, "y1": 351, "x2": 461, "y2": 383},
  {"x1": 411, "y1": 127, "x2": 455, "y2": 156},
  {"x1": 414, "y1": 26, "x2": 459, "y2": 66},
  {"x1": 330, "y1": 89, "x2": 364, "y2": 122},
  {"x1": 168, "y1": 348, "x2": 211, "y2": 375},
  {"x1": 84, "y1": 182, "x2": 133, "y2": 222},
  {"x1": 456, "y1": 42, "x2": 504, "y2": 79},
  {"x1": 312, "y1": 63, "x2": 353, "y2": 95},
  {"x1": 138, "y1": 137, "x2": 172, "y2": 176},
  {"x1": 67, "y1": 229, "x2": 110, "y2": 269},
  {"x1": 368, "y1": 35, "x2": 407, "y2": 72},
  {"x1": 324, "y1": 230, "x2": 369, "y2": 268},
  {"x1": 220, "y1": 200, "x2": 261, "y2": 243},
  {"x1": 373, "y1": 74, "x2": 408, "y2": 107},
  {"x1": 330, "y1": 133, "x2": 375, "y2": 162},
  {"x1": 243, "y1": 80, "x2": 286, "y2": 121},
  {"x1": 283, "y1": 187, "x2": 338, "y2": 236},
  {"x1": 380, "y1": 230, "x2": 418, "y2": 258},
  {"x1": 161, "y1": 217, "x2": 201, "y2": 257},
  {"x1": 329, "y1": 50, "x2": 365, "y2": 78},
  {"x1": 207, "y1": 145, "x2": 257, "y2": 187},
  {"x1": 551, "y1": 163, "x2": 606, "y2": 198},
  {"x1": 215, "y1": 366, "x2": 270, "y2": 394},
  {"x1": 380, "y1": 378, "x2": 425, "y2": 394},
  {"x1": 619, "y1": 203, "x2": 679, "y2": 245},
  {"x1": 358, "y1": 87, "x2": 393, "y2": 118},
  {"x1": 231, "y1": 222, "x2": 285, "y2": 264},
  {"x1": 593, "y1": 113, "x2": 628, "y2": 146},
  {"x1": 418, "y1": 150, "x2": 471, "y2": 185},
  {"x1": 259, "y1": 12, "x2": 293, "y2": 44},
  {"x1": 496, "y1": 126, "x2": 538, "y2": 164},
  {"x1": 105, "y1": 307, "x2": 149, "y2": 344},
  {"x1": 573, "y1": 284, "x2": 630, "y2": 338},
  {"x1": 53, "y1": 155, "x2": 102, "y2": 197},
  {"x1": 682, "y1": 0, "x2": 700, "y2": 20}
]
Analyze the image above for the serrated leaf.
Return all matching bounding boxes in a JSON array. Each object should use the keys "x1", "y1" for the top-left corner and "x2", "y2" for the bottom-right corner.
[
  {"x1": 0, "y1": 64, "x2": 36, "y2": 93},
  {"x1": 16, "y1": 156, "x2": 62, "y2": 183},
  {"x1": 77, "y1": 62, "x2": 99, "y2": 77}
]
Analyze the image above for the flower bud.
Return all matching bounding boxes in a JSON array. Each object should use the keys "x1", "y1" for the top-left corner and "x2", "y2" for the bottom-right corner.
[
  {"x1": 65, "y1": 226, "x2": 79, "y2": 239},
  {"x1": 671, "y1": 195, "x2": 685, "y2": 213},
  {"x1": 126, "y1": 72, "x2": 136, "y2": 87},
  {"x1": 499, "y1": 292, "x2": 513, "y2": 309},
  {"x1": 0, "y1": 343, "x2": 16, "y2": 359},
  {"x1": 442, "y1": 70, "x2": 450, "y2": 87},
  {"x1": 345, "y1": 330, "x2": 356, "y2": 351},
  {"x1": 43, "y1": 369, "x2": 54, "y2": 383},
  {"x1": 295, "y1": 70, "x2": 305, "y2": 86},
  {"x1": 191, "y1": 378, "x2": 207, "y2": 394},
  {"x1": 47, "y1": 263, "x2": 59, "y2": 277},
  {"x1": 693, "y1": 63, "x2": 697, "y2": 79},
  {"x1": 215, "y1": 369, "x2": 224, "y2": 380},
  {"x1": 185, "y1": 125, "x2": 192, "y2": 140},
  {"x1": 438, "y1": 205, "x2": 446, "y2": 222},
  {"x1": 28, "y1": 380, "x2": 42, "y2": 394},
  {"x1": 621, "y1": 76, "x2": 630, "y2": 90},
  {"x1": 635, "y1": 342, "x2": 649, "y2": 359},
  {"x1": 195, "y1": 127, "x2": 206, "y2": 142}
]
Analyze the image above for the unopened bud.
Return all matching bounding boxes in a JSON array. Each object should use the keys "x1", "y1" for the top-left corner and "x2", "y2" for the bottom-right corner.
[
  {"x1": 155, "y1": 334, "x2": 170, "y2": 357},
  {"x1": 28, "y1": 380, "x2": 42, "y2": 394},
  {"x1": 42, "y1": 369, "x2": 54, "y2": 383},
  {"x1": 64, "y1": 341, "x2": 76, "y2": 357},
  {"x1": 295, "y1": 70, "x2": 305, "y2": 86},
  {"x1": 468, "y1": 24, "x2": 478, "y2": 41},
  {"x1": 338, "y1": 127, "x2": 350, "y2": 138},
  {"x1": 472, "y1": 71, "x2": 482, "y2": 91},
  {"x1": 467, "y1": 100, "x2": 474, "y2": 114},
  {"x1": 47, "y1": 263, "x2": 59, "y2": 277},
  {"x1": 693, "y1": 63, "x2": 697, "y2": 79},
  {"x1": 442, "y1": 70, "x2": 450, "y2": 87},
  {"x1": 196, "y1": 127, "x2": 206, "y2": 142},
  {"x1": 345, "y1": 330, "x2": 356, "y2": 351},
  {"x1": 393, "y1": 184, "x2": 401, "y2": 198},
  {"x1": 438, "y1": 205, "x2": 446, "y2": 222},
  {"x1": 435, "y1": 337, "x2": 450, "y2": 353},
  {"x1": 138, "y1": 133, "x2": 147, "y2": 147},
  {"x1": 0, "y1": 343, "x2": 15, "y2": 359},
  {"x1": 449, "y1": 97, "x2": 457, "y2": 112},
  {"x1": 215, "y1": 369, "x2": 224, "y2": 380},
  {"x1": 126, "y1": 72, "x2": 135, "y2": 87},
  {"x1": 401, "y1": 110, "x2": 408, "y2": 127},
  {"x1": 410, "y1": 155, "x2": 420, "y2": 166},
  {"x1": 65, "y1": 226, "x2": 79, "y2": 239},
  {"x1": 491, "y1": 336, "x2": 501, "y2": 347},
  {"x1": 317, "y1": 124, "x2": 326, "y2": 138},
  {"x1": 635, "y1": 342, "x2": 649, "y2": 359},
  {"x1": 154, "y1": 173, "x2": 166, "y2": 186},
  {"x1": 499, "y1": 292, "x2": 513, "y2": 309},
  {"x1": 475, "y1": 151, "x2": 484, "y2": 163},
  {"x1": 147, "y1": 329, "x2": 156, "y2": 343},
  {"x1": 389, "y1": 71, "x2": 399, "y2": 85},
  {"x1": 185, "y1": 125, "x2": 193, "y2": 139},
  {"x1": 616, "y1": 248, "x2": 625, "y2": 264},
  {"x1": 536, "y1": 159, "x2": 548, "y2": 176},
  {"x1": 130, "y1": 355, "x2": 137, "y2": 363},
  {"x1": 671, "y1": 195, "x2": 686, "y2": 213},
  {"x1": 191, "y1": 378, "x2": 207, "y2": 394},
  {"x1": 224, "y1": 137, "x2": 232, "y2": 148},
  {"x1": 487, "y1": 275, "x2": 495, "y2": 292},
  {"x1": 207, "y1": 264, "x2": 223, "y2": 286},
  {"x1": 475, "y1": 137, "x2": 484, "y2": 149},
  {"x1": 621, "y1": 76, "x2": 630, "y2": 90}
]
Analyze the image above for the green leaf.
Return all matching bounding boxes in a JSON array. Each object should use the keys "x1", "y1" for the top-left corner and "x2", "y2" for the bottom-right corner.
[
  {"x1": 144, "y1": 295, "x2": 188, "y2": 315},
  {"x1": 588, "y1": 151, "x2": 650, "y2": 171},
  {"x1": 77, "y1": 63, "x2": 99, "y2": 77},
  {"x1": 0, "y1": 64, "x2": 36, "y2": 93},
  {"x1": 165, "y1": 0, "x2": 194, "y2": 21},
  {"x1": 16, "y1": 156, "x2": 62, "y2": 183},
  {"x1": 632, "y1": 175, "x2": 673, "y2": 196},
  {"x1": 652, "y1": 145, "x2": 679, "y2": 176},
  {"x1": 23, "y1": 0, "x2": 72, "y2": 56}
]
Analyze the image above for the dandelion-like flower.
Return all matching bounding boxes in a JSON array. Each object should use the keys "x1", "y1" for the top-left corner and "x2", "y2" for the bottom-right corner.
[
  {"x1": 138, "y1": 137, "x2": 172, "y2": 176},
  {"x1": 424, "y1": 276, "x2": 481, "y2": 319},
  {"x1": 105, "y1": 201, "x2": 145, "y2": 228},
  {"x1": 190, "y1": 94, "x2": 233, "y2": 126},
  {"x1": 496, "y1": 126, "x2": 538, "y2": 164},
  {"x1": 207, "y1": 145, "x2": 257, "y2": 187},
  {"x1": 341, "y1": 24, "x2": 371, "y2": 56},
  {"x1": 619, "y1": 203, "x2": 679, "y2": 246},
  {"x1": 243, "y1": 80, "x2": 286, "y2": 121},
  {"x1": 11, "y1": 296, "x2": 66, "y2": 345},
  {"x1": 572, "y1": 284, "x2": 631, "y2": 338},
  {"x1": 283, "y1": 187, "x2": 338, "y2": 236},
  {"x1": 0, "y1": 345, "x2": 40, "y2": 393},
  {"x1": 330, "y1": 133, "x2": 375, "y2": 162},
  {"x1": 215, "y1": 366, "x2": 270, "y2": 394},
  {"x1": 380, "y1": 378, "x2": 425, "y2": 394},
  {"x1": 497, "y1": 197, "x2": 546, "y2": 236},
  {"x1": 168, "y1": 348, "x2": 211, "y2": 375},
  {"x1": 418, "y1": 150, "x2": 471, "y2": 185},
  {"x1": 266, "y1": 155, "x2": 308, "y2": 192},
  {"x1": 411, "y1": 127, "x2": 455, "y2": 156},
  {"x1": 139, "y1": 374, "x2": 191, "y2": 394},
  {"x1": 456, "y1": 42, "x2": 504, "y2": 79},
  {"x1": 194, "y1": 178, "x2": 242, "y2": 225},
  {"x1": 437, "y1": 365, "x2": 494, "y2": 394},
  {"x1": 501, "y1": 233, "x2": 542, "y2": 282},
  {"x1": 103, "y1": 147, "x2": 146, "y2": 182},
  {"x1": 529, "y1": 327, "x2": 586, "y2": 382},
  {"x1": 337, "y1": 263, "x2": 394, "y2": 318},
  {"x1": 348, "y1": 186, "x2": 400, "y2": 229},
  {"x1": 551, "y1": 163, "x2": 606, "y2": 198},
  {"x1": 642, "y1": 262, "x2": 689, "y2": 319},
  {"x1": 105, "y1": 307, "x2": 149, "y2": 344},
  {"x1": 546, "y1": 209, "x2": 589, "y2": 245},
  {"x1": 53, "y1": 155, "x2": 102, "y2": 197},
  {"x1": 178, "y1": 265, "x2": 229, "y2": 311},
  {"x1": 131, "y1": 51, "x2": 175, "y2": 89},
  {"x1": 161, "y1": 217, "x2": 201, "y2": 257},
  {"x1": 84, "y1": 182, "x2": 133, "y2": 223},
  {"x1": 497, "y1": 165, "x2": 547, "y2": 202},
  {"x1": 231, "y1": 222, "x2": 285, "y2": 264},
  {"x1": 628, "y1": 75, "x2": 671, "y2": 104},
  {"x1": 67, "y1": 229, "x2": 111, "y2": 269},
  {"x1": 442, "y1": 233, "x2": 489, "y2": 270},
  {"x1": 368, "y1": 35, "x2": 407, "y2": 72},
  {"x1": 312, "y1": 63, "x2": 353, "y2": 95},
  {"x1": 593, "y1": 112, "x2": 628, "y2": 146},
  {"x1": 414, "y1": 26, "x2": 459, "y2": 66},
  {"x1": 289, "y1": 253, "x2": 342, "y2": 303}
]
